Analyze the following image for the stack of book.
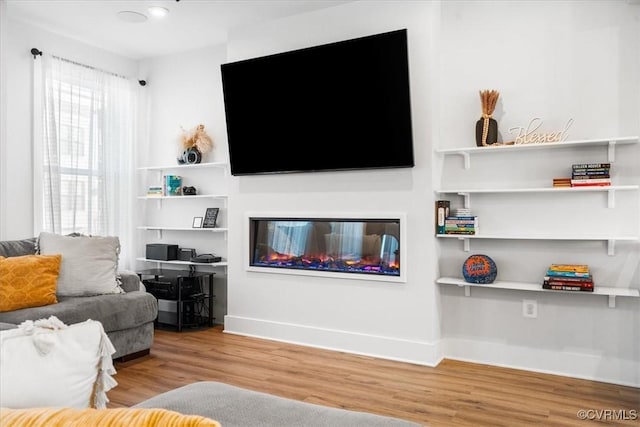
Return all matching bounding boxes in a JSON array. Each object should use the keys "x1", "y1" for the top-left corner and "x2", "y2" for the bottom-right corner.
[
  {"x1": 543, "y1": 264, "x2": 594, "y2": 292},
  {"x1": 444, "y1": 215, "x2": 478, "y2": 235},
  {"x1": 571, "y1": 163, "x2": 611, "y2": 187},
  {"x1": 552, "y1": 178, "x2": 571, "y2": 188},
  {"x1": 147, "y1": 186, "x2": 163, "y2": 198}
]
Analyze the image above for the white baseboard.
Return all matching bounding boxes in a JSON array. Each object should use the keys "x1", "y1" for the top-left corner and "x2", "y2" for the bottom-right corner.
[
  {"x1": 223, "y1": 316, "x2": 638, "y2": 387},
  {"x1": 224, "y1": 315, "x2": 443, "y2": 367},
  {"x1": 443, "y1": 337, "x2": 639, "y2": 388}
]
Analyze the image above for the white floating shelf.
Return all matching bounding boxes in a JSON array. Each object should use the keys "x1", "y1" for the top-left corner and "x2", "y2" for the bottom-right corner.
[
  {"x1": 137, "y1": 162, "x2": 227, "y2": 172},
  {"x1": 435, "y1": 136, "x2": 639, "y2": 169},
  {"x1": 437, "y1": 276, "x2": 639, "y2": 308},
  {"x1": 436, "y1": 234, "x2": 637, "y2": 241},
  {"x1": 436, "y1": 234, "x2": 638, "y2": 256},
  {"x1": 136, "y1": 257, "x2": 228, "y2": 268},
  {"x1": 137, "y1": 194, "x2": 227, "y2": 200},
  {"x1": 138, "y1": 226, "x2": 227, "y2": 232},
  {"x1": 137, "y1": 226, "x2": 228, "y2": 239},
  {"x1": 436, "y1": 185, "x2": 638, "y2": 208},
  {"x1": 435, "y1": 185, "x2": 638, "y2": 194}
]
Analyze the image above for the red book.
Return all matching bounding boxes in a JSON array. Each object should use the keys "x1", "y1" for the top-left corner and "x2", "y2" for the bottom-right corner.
[
  {"x1": 571, "y1": 182, "x2": 611, "y2": 187},
  {"x1": 544, "y1": 280, "x2": 593, "y2": 288}
]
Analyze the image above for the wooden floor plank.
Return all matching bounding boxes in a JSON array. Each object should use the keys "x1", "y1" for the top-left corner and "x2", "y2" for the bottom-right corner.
[{"x1": 107, "y1": 326, "x2": 640, "y2": 426}]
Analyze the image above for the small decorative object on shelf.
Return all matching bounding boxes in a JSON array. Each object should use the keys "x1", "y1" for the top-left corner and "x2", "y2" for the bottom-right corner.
[
  {"x1": 202, "y1": 207, "x2": 219, "y2": 228},
  {"x1": 183, "y1": 186, "x2": 197, "y2": 195},
  {"x1": 177, "y1": 124, "x2": 213, "y2": 165},
  {"x1": 163, "y1": 175, "x2": 182, "y2": 196},
  {"x1": 508, "y1": 118, "x2": 573, "y2": 145},
  {"x1": 192, "y1": 217, "x2": 203, "y2": 228},
  {"x1": 462, "y1": 254, "x2": 497, "y2": 284},
  {"x1": 475, "y1": 90, "x2": 500, "y2": 147}
]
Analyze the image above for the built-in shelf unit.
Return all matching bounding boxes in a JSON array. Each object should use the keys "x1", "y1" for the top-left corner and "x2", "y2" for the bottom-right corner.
[
  {"x1": 137, "y1": 162, "x2": 228, "y2": 271},
  {"x1": 435, "y1": 136, "x2": 640, "y2": 307}
]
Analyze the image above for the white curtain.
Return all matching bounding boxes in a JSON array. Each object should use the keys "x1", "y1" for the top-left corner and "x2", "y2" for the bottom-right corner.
[{"x1": 36, "y1": 54, "x2": 137, "y2": 268}]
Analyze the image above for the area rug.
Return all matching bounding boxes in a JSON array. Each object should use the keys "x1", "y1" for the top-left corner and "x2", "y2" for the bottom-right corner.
[{"x1": 133, "y1": 381, "x2": 423, "y2": 427}]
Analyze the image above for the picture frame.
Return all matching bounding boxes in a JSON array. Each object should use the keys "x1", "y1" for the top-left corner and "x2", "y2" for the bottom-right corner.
[
  {"x1": 192, "y1": 217, "x2": 203, "y2": 228},
  {"x1": 202, "y1": 208, "x2": 219, "y2": 228}
]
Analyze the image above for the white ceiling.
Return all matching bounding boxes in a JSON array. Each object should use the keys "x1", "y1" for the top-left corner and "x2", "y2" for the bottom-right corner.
[{"x1": 5, "y1": 0, "x2": 353, "y2": 60}]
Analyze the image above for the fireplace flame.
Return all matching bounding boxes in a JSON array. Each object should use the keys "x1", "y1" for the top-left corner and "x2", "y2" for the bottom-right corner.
[{"x1": 257, "y1": 251, "x2": 399, "y2": 276}]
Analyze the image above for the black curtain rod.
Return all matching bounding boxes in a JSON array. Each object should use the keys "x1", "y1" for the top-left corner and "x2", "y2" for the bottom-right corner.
[{"x1": 30, "y1": 47, "x2": 146, "y2": 86}]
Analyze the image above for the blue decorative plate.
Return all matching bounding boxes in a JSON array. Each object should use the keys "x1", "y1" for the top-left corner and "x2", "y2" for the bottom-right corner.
[{"x1": 462, "y1": 254, "x2": 497, "y2": 284}]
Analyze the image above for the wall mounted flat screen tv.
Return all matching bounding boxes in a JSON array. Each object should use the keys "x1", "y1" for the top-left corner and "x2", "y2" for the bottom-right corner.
[{"x1": 221, "y1": 29, "x2": 414, "y2": 176}]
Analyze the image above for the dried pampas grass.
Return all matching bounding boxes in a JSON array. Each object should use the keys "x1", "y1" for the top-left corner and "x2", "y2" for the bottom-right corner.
[
  {"x1": 479, "y1": 90, "x2": 499, "y2": 118},
  {"x1": 180, "y1": 124, "x2": 213, "y2": 154}
]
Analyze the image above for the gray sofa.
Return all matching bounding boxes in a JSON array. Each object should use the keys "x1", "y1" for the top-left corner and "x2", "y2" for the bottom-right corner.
[{"x1": 0, "y1": 237, "x2": 158, "y2": 360}]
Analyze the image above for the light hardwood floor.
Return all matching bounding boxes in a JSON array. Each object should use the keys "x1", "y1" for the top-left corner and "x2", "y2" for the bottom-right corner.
[{"x1": 108, "y1": 326, "x2": 639, "y2": 426}]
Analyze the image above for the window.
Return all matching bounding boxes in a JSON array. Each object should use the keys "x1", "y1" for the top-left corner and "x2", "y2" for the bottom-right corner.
[{"x1": 36, "y1": 54, "x2": 137, "y2": 266}]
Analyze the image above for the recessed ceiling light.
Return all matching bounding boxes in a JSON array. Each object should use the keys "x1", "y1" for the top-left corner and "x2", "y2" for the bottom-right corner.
[
  {"x1": 148, "y1": 6, "x2": 169, "y2": 18},
  {"x1": 117, "y1": 10, "x2": 148, "y2": 23}
]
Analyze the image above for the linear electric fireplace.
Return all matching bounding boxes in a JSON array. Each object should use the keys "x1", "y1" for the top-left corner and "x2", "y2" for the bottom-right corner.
[{"x1": 248, "y1": 215, "x2": 405, "y2": 282}]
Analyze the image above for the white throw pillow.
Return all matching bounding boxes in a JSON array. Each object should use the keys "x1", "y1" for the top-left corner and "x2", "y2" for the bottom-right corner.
[
  {"x1": 0, "y1": 317, "x2": 117, "y2": 409},
  {"x1": 38, "y1": 232, "x2": 123, "y2": 296}
]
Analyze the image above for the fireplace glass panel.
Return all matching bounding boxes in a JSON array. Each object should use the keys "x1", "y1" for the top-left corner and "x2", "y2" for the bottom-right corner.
[{"x1": 250, "y1": 218, "x2": 400, "y2": 277}]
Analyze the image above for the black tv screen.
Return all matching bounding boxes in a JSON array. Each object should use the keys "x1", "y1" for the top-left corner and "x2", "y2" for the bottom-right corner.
[{"x1": 221, "y1": 29, "x2": 414, "y2": 176}]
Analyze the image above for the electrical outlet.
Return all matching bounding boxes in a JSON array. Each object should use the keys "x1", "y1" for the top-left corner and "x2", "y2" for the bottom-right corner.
[{"x1": 523, "y1": 299, "x2": 537, "y2": 318}]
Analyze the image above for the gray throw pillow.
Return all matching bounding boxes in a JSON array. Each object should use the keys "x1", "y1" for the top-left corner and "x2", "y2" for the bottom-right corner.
[
  {"x1": 0, "y1": 238, "x2": 37, "y2": 257},
  {"x1": 38, "y1": 232, "x2": 124, "y2": 297}
]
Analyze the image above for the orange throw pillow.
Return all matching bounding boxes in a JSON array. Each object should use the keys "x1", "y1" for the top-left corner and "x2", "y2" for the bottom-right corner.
[
  {"x1": 0, "y1": 407, "x2": 221, "y2": 427},
  {"x1": 0, "y1": 254, "x2": 61, "y2": 312}
]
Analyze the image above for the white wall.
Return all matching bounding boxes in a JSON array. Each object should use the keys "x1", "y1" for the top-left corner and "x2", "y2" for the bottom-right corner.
[
  {"x1": 437, "y1": 0, "x2": 640, "y2": 387},
  {"x1": 223, "y1": 1, "x2": 443, "y2": 365},
  {"x1": 2, "y1": 18, "x2": 138, "y2": 240}
]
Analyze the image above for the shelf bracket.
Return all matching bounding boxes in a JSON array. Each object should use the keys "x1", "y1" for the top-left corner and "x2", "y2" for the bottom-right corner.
[
  {"x1": 607, "y1": 141, "x2": 616, "y2": 162},
  {"x1": 156, "y1": 230, "x2": 163, "y2": 239},
  {"x1": 608, "y1": 295, "x2": 616, "y2": 308},
  {"x1": 460, "y1": 152, "x2": 470, "y2": 170},
  {"x1": 460, "y1": 237, "x2": 470, "y2": 252},
  {"x1": 607, "y1": 189, "x2": 615, "y2": 209},
  {"x1": 607, "y1": 239, "x2": 615, "y2": 256},
  {"x1": 457, "y1": 284, "x2": 471, "y2": 296},
  {"x1": 458, "y1": 192, "x2": 470, "y2": 209}
]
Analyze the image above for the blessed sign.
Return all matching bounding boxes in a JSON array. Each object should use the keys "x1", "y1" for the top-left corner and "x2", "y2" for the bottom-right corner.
[{"x1": 509, "y1": 118, "x2": 574, "y2": 145}]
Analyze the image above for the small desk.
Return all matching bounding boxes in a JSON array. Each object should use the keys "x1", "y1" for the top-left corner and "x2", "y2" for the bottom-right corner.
[{"x1": 137, "y1": 269, "x2": 214, "y2": 332}]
